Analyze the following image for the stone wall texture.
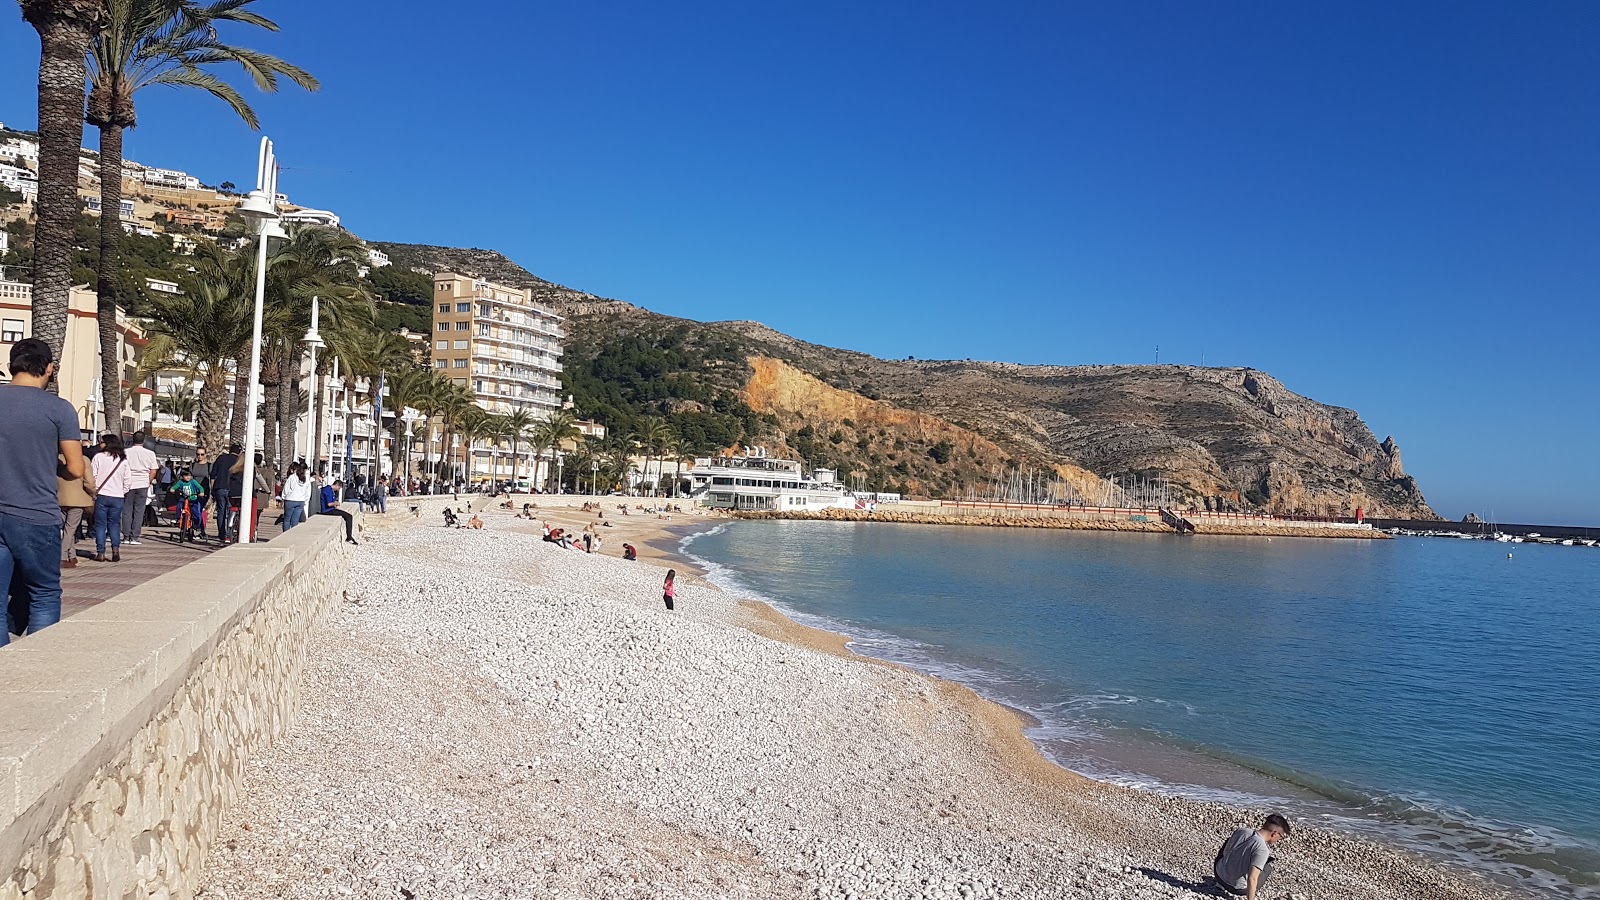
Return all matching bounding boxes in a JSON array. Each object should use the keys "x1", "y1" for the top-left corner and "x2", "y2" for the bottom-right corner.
[{"x1": 0, "y1": 516, "x2": 348, "y2": 899}]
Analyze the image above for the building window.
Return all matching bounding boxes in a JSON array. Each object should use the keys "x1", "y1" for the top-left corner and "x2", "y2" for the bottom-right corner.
[
  {"x1": 435, "y1": 340, "x2": 448, "y2": 350},
  {"x1": 437, "y1": 322, "x2": 450, "y2": 332},
  {"x1": 1, "y1": 319, "x2": 23, "y2": 342},
  {"x1": 438, "y1": 304, "x2": 450, "y2": 313},
  {"x1": 438, "y1": 283, "x2": 451, "y2": 294},
  {"x1": 453, "y1": 340, "x2": 469, "y2": 349},
  {"x1": 453, "y1": 358, "x2": 467, "y2": 368},
  {"x1": 455, "y1": 321, "x2": 469, "y2": 331},
  {"x1": 456, "y1": 302, "x2": 471, "y2": 313},
  {"x1": 478, "y1": 324, "x2": 489, "y2": 336},
  {"x1": 434, "y1": 359, "x2": 447, "y2": 369}
]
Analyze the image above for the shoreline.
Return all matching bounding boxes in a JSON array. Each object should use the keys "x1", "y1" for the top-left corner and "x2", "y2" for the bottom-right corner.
[
  {"x1": 668, "y1": 517, "x2": 1558, "y2": 900},
  {"x1": 202, "y1": 505, "x2": 1523, "y2": 899},
  {"x1": 733, "y1": 507, "x2": 1392, "y2": 539}
]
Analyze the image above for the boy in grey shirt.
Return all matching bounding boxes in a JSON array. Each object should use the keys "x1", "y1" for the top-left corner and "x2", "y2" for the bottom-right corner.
[{"x1": 1213, "y1": 814, "x2": 1290, "y2": 898}]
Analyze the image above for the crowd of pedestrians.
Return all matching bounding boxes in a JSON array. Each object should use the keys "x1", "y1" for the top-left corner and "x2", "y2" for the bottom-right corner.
[{"x1": 1, "y1": 338, "x2": 380, "y2": 645}]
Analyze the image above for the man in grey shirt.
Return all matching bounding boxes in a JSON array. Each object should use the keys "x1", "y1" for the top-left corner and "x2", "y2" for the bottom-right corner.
[
  {"x1": 0, "y1": 339, "x2": 86, "y2": 644},
  {"x1": 1213, "y1": 814, "x2": 1290, "y2": 898}
]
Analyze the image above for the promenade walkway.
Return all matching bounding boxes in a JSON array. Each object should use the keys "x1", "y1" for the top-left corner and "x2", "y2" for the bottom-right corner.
[{"x1": 60, "y1": 514, "x2": 286, "y2": 619}]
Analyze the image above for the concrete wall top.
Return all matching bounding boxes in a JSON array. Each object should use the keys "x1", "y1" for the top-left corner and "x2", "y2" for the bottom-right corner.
[{"x1": 0, "y1": 515, "x2": 343, "y2": 866}]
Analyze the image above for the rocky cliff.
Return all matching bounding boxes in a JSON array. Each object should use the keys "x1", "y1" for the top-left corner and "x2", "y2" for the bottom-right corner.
[{"x1": 374, "y1": 242, "x2": 1437, "y2": 518}]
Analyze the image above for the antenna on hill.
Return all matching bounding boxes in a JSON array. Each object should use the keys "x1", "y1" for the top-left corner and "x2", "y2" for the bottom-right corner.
[{"x1": 1155, "y1": 345, "x2": 1160, "y2": 364}]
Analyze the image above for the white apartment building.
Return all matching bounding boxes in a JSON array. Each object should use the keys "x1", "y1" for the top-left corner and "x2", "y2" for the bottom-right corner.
[
  {"x1": 281, "y1": 207, "x2": 340, "y2": 228},
  {"x1": 0, "y1": 163, "x2": 37, "y2": 200},
  {"x1": 0, "y1": 133, "x2": 39, "y2": 165},
  {"x1": 141, "y1": 167, "x2": 201, "y2": 191},
  {"x1": 367, "y1": 248, "x2": 390, "y2": 268}
]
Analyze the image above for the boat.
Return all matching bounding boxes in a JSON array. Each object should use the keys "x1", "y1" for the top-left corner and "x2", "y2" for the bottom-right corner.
[{"x1": 687, "y1": 451, "x2": 859, "y2": 512}]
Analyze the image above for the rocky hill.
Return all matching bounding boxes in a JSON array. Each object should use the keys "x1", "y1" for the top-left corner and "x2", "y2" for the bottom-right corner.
[{"x1": 374, "y1": 242, "x2": 1436, "y2": 517}]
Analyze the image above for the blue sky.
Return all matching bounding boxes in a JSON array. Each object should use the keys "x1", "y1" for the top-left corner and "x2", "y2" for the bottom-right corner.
[{"x1": 3, "y1": 2, "x2": 1597, "y2": 524}]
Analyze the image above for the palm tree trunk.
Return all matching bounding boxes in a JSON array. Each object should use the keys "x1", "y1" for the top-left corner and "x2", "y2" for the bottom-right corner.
[
  {"x1": 21, "y1": 1, "x2": 102, "y2": 363},
  {"x1": 228, "y1": 354, "x2": 248, "y2": 447},
  {"x1": 197, "y1": 370, "x2": 229, "y2": 457},
  {"x1": 94, "y1": 122, "x2": 125, "y2": 434},
  {"x1": 279, "y1": 349, "x2": 300, "y2": 467},
  {"x1": 261, "y1": 349, "x2": 281, "y2": 473},
  {"x1": 310, "y1": 365, "x2": 326, "y2": 475}
]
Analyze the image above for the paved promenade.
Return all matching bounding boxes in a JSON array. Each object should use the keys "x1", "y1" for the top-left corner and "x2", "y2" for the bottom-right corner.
[{"x1": 60, "y1": 514, "x2": 286, "y2": 619}]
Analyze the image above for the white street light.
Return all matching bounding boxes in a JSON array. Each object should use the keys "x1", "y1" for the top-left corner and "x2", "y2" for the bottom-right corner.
[
  {"x1": 235, "y1": 136, "x2": 281, "y2": 544},
  {"x1": 401, "y1": 408, "x2": 421, "y2": 484}
]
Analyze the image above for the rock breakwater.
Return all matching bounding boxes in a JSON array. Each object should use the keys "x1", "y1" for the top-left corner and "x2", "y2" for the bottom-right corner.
[{"x1": 733, "y1": 507, "x2": 1390, "y2": 540}]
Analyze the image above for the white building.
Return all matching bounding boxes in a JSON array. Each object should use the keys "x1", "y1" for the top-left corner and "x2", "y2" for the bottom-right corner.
[
  {"x1": 144, "y1": 277, "x2": 181, "y2": 295},
  {"x1": 141, "y1": 167, "x2": 201, "y2": 191},
  {"x1": 0, "y1": 163, "x2": 37, "y2": 200},
  {"x1": 282, "y1": 207, "x2": 340, "y2": 228},
  {"x1": 367, "y1": 248, "x2": 390, "y2": 268},
  {"x1": 0, "y1": 134, "x2": 39, "y2": 165}
]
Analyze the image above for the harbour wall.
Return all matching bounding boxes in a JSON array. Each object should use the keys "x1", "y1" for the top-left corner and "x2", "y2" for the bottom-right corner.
[
  {"x1": 733, "y1": 505, "x2": 1386, "y2": 538},
  {"x1": 0, "y1": 516, "x2": 348, "y2": 899}
]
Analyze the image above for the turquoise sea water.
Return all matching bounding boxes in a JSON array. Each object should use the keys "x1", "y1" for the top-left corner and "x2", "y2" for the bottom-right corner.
[{"x1": 681, "y1": 521, "x2": 1600, "y2": 898}]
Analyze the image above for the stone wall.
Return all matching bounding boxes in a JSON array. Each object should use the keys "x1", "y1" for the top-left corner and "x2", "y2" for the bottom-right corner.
[{"x1": 0, "y1": 516, "x2": 348, "y2": 898}]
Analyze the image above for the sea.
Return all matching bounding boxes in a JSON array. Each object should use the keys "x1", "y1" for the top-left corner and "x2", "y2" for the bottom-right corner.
[{"x1": 679, "y1": 521, "x2": 1600, "y2": 898}]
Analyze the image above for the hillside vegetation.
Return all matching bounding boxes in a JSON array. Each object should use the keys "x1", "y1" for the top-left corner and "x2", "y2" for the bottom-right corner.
[{"x1": 348, "y1": 243, "x2": 1439, "y2": 517}]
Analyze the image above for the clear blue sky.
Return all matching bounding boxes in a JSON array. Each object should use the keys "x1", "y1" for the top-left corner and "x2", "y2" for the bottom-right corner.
[{"x1": 3, "y1": 2, "x2": 1597, "y2": 524}]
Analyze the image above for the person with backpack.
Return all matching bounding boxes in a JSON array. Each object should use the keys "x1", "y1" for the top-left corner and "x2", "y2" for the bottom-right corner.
[{"x1": 1212, "y1": 814, "x2": 1291, "y2": 898}]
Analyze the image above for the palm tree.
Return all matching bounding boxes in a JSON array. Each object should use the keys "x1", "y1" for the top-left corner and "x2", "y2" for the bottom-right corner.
[
  {"x1": 529, "y1": 409, "x2": 579, "y2": 493},
  {"x1": 454, "y1": 408, "x2": 494, "y2": 486},
  {"x1": 636, "y1": 416, "x2": 673, "y2": 496},
  {"x1": 327, "y1": 328, "x2": 411, "y2": 479},
  {"x1": 496, "y1": 408, "x2": 535, "y2": 488},
  {"x1": 88, "y1": 0, "x2": 318, "y2": 430},
  {"x1": 153, "y1": 383, "x2": 197, "y2": 422},
  {"x1": 259, "y1": 227, "x2": 372, "y2": 475},
  {"x1": 136, "y1": 273, "x2": 251, "y2": 454},
  {"x1": 20, "y1": 0, "x2": 108, "y2": 363}
]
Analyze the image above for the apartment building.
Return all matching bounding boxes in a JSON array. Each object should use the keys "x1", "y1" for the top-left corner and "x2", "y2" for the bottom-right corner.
[{"x1": 431, "y1": 272, "x2": 564, "y2": 418}]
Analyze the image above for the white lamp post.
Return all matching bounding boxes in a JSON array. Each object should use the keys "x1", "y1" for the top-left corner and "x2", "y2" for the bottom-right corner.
[
  {"x1": 302, "y1": 295, "x2": 325, "y2": 470},
  {"x1": 591, "y1": 459, "x2": 598, "y2": 497},
  {"x1": 556, "y1": 451, "x2": 564, "y2": 495},
  {"x1": 233, "y1": 136, "x2": 283, "y2": 544},
  {"x1": 401, "y1": 408, "x2": 420, "y2": 486}
]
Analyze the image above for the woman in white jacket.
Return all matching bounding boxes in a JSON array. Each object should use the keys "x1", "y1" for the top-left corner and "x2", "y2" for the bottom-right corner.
[{"x1": 280, "y1": 462, "x2": 313, "y2": 530}]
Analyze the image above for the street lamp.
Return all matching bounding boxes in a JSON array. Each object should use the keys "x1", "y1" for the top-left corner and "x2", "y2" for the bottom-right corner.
[
  {"x1": 591, "y1": 459, "x2": 598, "y2": 497},
  {"x1": 233, "y1": 136, "x2": 282, "y2": 544},
  {"x1": 556, "y1": 450, "x2": 564, "y2": 495},
  {"x1": 401, "y1": 408, "x2": 421, "y2": 486},
  {"x1": 302, "y1": 295, "x2": 325, "y2": 471}
]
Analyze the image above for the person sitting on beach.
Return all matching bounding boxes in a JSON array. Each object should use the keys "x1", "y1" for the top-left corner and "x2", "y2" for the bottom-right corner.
[
  {"x1": 499, "y1": 499, "x2": 514, "y2": 509},
  {"x1": 1212, "y1": 814, "x2": 1291, "y2": 899},
  {"x1": 622, "y1": 543, "x2": 637, "y2": 561},
  {"x1": 469, "y1": 513, "x2": 484, "y2": 530}
]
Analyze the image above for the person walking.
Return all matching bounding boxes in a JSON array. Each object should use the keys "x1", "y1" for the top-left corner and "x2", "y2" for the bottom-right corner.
[
  {"x1": 0, "y1": 339, "x2": 86, "y2": 644},
  {"x1": 90, "y1": 433, "x2": 133, "y2": 562},
  {"x1": 280, "y1": 462, "x2": 312, "y2": 530},
  {"x1": 57, "y1": 444, "x2": 96, "y2": 569},
  {"x1": 121, "y1": 430, "x2": 159, "y2": 545},
  {"x1": 663, "y1": 569, "x2": 677, "y2": 611},
  {"x1": 317, "y1": 478, "x2": 358, "y2": 544},
  {"x1": 1212, "y1": 814, "x2": 1291, "y2": 899},
  {"x1": 374, "y1": 475, "x2": 389, "y2": 513},
  {"x1": 211, "y1": 443, "x2": 242, "y2": 543}
]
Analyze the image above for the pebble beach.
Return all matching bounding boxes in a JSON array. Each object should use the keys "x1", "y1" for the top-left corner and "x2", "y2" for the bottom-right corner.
[{"x1": 196, "y1": 507, "x2": 1516, "y2": 899}]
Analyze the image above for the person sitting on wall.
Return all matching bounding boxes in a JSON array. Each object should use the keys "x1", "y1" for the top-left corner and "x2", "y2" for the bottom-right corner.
[{"x1": 317, "y1": 478, "x2": 358, "y2": 545}]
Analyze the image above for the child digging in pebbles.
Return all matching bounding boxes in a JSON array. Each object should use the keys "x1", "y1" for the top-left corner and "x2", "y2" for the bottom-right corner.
[{"x1": 663, "y1": 569, "x2": 676, "y2": 611}]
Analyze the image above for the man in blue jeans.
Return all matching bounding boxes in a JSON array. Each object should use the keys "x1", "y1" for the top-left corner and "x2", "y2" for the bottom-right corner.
[
  {"x1": 211, "y1": 443, "x2": 242, "y2": 542},
  {"x1": 0, "y1": 339, "x2": 86, "y2": 644}
]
